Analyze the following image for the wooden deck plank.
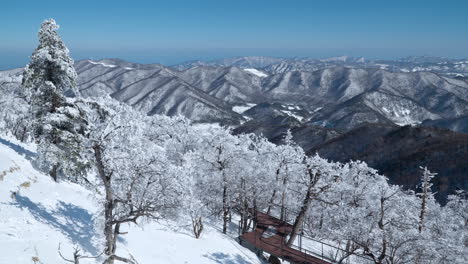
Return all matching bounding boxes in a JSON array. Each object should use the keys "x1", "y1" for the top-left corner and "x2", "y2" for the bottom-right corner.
[
  {"x1": 240, "y1": 210, "x2": 331, "y2": 264},
  {"x1": 253, "y1": 211, "x2": 293, "y2": 235},
  {"x1": 240, "y1": 230, "x2": 330, "y2": 264}
]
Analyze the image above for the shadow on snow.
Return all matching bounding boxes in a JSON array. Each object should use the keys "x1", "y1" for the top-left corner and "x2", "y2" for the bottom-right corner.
[
  {"x1": 0, "y1": 137, "x2": 36, "y2": 160},
  {"x1": 11, "y1": 194, "x2": 99, "y2": 255}
]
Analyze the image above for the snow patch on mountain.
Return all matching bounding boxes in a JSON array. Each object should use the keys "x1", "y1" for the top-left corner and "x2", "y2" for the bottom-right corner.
[
  {"x1": 243, "y1": 68, "x2": 268, "y2": 77},
  {"x1": 280, "y1": 109, "x2": 304, "y2": 121},
  {"x1": 375, "y1": 64, "x2": 389, "y2": 70},
  {"x1": 232, "y1": 103, "x2": 256, "y2": 114},
  {"x1": 88, "y1": 60, "x2": 117, "y2": 68}
]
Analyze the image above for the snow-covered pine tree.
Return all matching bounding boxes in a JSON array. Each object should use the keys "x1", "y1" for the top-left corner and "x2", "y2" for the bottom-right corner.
[
  {"x1": 22, "y1": 19, "x2": 89, "y2": 181},
  {"x1": 22, "y1": 19, "x2": 79, "y2": 100},
  {"x1": 33, "y1": 82, "x2": 89, "y2": 182}
]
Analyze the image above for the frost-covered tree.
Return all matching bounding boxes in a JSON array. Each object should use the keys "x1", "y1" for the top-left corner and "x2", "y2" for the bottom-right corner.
[
  {"x1": 304, "y1": 161, "x2": 376, "y2": 261},
  {"x1": 286, "y1": 155, "x2": 335, "y2": 246},
  {"x1": 33, "y1": 88, "x2": 89, "y2": 181},
  {"x1": 266, "y1": 130, "x2": 304, "y2": 221},
  {"x1": 236, "y1": 135, "x2": 278, "y2": 233},
  {"x1": 0, "y1": 78, "x2": 29, "y2": 139},
  {"x1": 181, "y1": 157, "x2": 209, "y2": 239},
  {"x1": 302, "y1": 161, "x2": 424, "y2": 264},
  {"x1": 83, "y1": 99, "x2": 181, "y2": 264},
  {"x1": 417, "y1": 166, "x2": 436, "y2": 232},
  {"x1": 22, "y1": 19, "x2": 79, "y2": 100},
  {"x1": 21, "y1": 19, "x2": 88, "y2": 181},
  {"x1": 189, "y1": 128, "x2": 245, "y2": 234},
  {"x1": 426, "y1": 190, "x2": 468, "y2": 263}
]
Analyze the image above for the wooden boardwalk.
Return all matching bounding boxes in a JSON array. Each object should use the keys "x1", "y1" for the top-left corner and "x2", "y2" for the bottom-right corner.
[{"x1": 240, "y1": 211, "x2": 331, "y2": 264}]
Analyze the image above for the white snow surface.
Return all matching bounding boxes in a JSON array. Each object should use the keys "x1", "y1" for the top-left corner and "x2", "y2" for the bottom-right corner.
[
  {"x1": 88, "y1": 60, "x2": 117, "y2": 68},
  {"x1": 280, "y1": 110, "x2": 304, "y2": 121},
  {"x1": 0, "y1": 136, "x2": 264, "y2": 264},
  {"x1": 243, "y1": 68, "x2": 268, "y2": 78},
  {"x1": 232, "y1": 103, "x2": 256, "y2": 114}
]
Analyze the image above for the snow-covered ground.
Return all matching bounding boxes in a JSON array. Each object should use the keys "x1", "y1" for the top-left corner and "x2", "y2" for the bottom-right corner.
[
  {"x1": 0, "y1": 136, "x2": 264, "y2": 264},
  {"x1": 119, "y1": 220, "x2": 263, "y2": 264}
]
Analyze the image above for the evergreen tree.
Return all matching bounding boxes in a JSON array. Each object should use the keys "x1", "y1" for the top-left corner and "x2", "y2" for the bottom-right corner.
[
  {"x1": 33, "y1": 82, "x2": 89, "y2": 182},
  {"x1": 22, "y1": 19, "x2": 79, "y2": 100},
  {"x1": 22, "y1": 19, "x2": 88, "y2": 181}
]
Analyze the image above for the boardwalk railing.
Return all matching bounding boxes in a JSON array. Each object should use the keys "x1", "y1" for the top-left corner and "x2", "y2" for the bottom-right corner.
[
  {"x1": 240, "y1": 211, "x2": 332, "y2": 264},
  {"x1": 290, "y1": 243, "x2": 335, "y2": 263},
  {"x1": 239, "y1": 207, "x2": 376, "y2": 264},
  {"x1": 242, "y1": 229, "x2": 332, "y2": 264}
]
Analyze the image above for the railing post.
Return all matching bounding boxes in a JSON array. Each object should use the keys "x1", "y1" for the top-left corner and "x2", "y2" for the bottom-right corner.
[{"x1": 321, "y1": 242, "x2": 323, "y2": 260}]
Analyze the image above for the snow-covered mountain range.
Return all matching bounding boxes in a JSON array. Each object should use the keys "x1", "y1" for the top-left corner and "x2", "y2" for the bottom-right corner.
[
  {"x1": 174, "y1": 55, "x2": 468, "y2": 78},
  {"x1": 2, "y1": 56, "x2": 468, "y2": 131},
  {"x1": 71, "y1": 58, "x2": 468, "y2": 131}
]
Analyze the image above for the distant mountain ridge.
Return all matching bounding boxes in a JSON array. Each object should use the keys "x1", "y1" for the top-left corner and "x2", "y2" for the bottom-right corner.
[
  {"x1": 2, "y1": 57, "x2": 468, "y2": 130},
  {"x1": 173, "y1": 55, "x2": 468, "y2": 78},
  {"x1": 77, "y1": 59, "x2": 468, "y2": 129}
]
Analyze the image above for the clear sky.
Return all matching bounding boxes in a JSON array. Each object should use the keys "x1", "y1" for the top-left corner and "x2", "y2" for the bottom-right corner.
[{"x1": 1, "y1": 0, "x2": 467, "y2": 69}]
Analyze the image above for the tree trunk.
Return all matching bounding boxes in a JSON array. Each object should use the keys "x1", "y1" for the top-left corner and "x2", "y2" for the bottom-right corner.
[
  {"x1": 419, "y1": 184, "x2": 428, "y2": 232},
  {"x1": 222, "y1": 181, "x2": 229, "y2": 234},
  {"x1": 336, "y1": 240, "x2": 357, "y2": 264},
  {"x1": 286, "y1": 169, "x2": 320, "y2": 247},
  {"x1": 372, "y1": 197, "x2": 387, "y2": 264},
  {"x1": 266, "y1": 167, "x2": 281, "y2": 215},
  {"x1": 286, "y1": 185, "x2": 313, "y2": 246},
  {"x1": 192, "y1": 217, "x2": 203, "y2": 239},
  {"x1": 241, "y1": 198, "x2": 249, "y2": 233},
  {"x1": 93, "y1": 144, "x2": 115, "y2": 264},
  {"x1": 280, "y1": 174, "x2": 288, "y2": 221},
  {"x1": 266, "y1": 189, "x2": 276, "y2": 215},
  {"x1": 239, "y1": 178, "x2": 249, "y2": 234},
  {"x1": 18, "y1": 125, "x2": 28, "y2": 142},
  {"x1": 111, "y1": 223, "x2": 120, "y2": 256},
  {"x1": 49, "y1": 163, "x2": 59, "y2": 182}
]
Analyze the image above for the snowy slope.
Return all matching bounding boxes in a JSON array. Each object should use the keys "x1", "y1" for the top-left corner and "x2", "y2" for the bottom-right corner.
[
  {"x1": 0, "y1": 137, "x2": 264, "y2": 264},
  {"x1": 0, "y1": 137, "x2": 98, "y2": 264},
  {"x1": 119, "y1": 220, "x2": 263, "y2": 264}
]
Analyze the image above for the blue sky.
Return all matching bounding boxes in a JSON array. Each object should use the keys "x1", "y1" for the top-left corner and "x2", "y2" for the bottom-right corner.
[{"x1": 1, "y1": 0, "x2": 467, "y2": 69}]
